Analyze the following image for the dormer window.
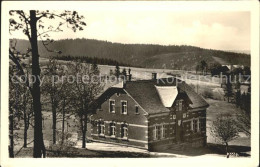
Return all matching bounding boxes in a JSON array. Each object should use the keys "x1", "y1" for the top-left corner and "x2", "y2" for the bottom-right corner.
[
  {"x1": 109, "y1": 99, "x2": 115, "y2": 113},
  {"x1": 176, "y1": 100, "x2": 183, "y2": 111}
]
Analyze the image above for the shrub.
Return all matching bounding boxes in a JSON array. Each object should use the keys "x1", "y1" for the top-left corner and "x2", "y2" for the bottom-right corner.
[{"x1": 201, "y1": 88, "x2": 214, "y2": 99}]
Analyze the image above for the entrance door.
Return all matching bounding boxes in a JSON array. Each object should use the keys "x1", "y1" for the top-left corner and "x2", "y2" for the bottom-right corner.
[{"x1": 175, "y1": 110, "x2": 183, "y2": 142}]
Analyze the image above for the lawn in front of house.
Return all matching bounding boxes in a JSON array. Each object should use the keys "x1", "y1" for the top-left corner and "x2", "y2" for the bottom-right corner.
[{"x1": 205, "y1": 98, "x2": 250, "y2": 147}]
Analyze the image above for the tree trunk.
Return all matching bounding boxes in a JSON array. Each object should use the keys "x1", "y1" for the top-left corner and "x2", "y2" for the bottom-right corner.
[
  {"x1": 81, "y1": 118, "x2": 86, "y2": 148},
  {"x1": 52, "y1": 102, "x2": 57, "y2": 144},
  {"x1": 30, "y1": 10, "x2": 45, "y2": 158},
  {"x1": 61, "y1": 99, "x2": 65, "y2": 145},
  {"x1": 23, "y1": 111, "x2": 27, "y2": 148},
  {"x1": 9, "y1": 109, "x2": 14, "y2": 158},
  {"x1": 225, "y1": 142, "x2": 229, "y2": 158}
]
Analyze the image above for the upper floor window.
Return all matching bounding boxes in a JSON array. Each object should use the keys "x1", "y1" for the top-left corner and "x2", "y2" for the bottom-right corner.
[
  {"x1": 176, "y1": 100, "x2": 183, "y2": 111},
  {"x1": 109, "y1": 99, "x2": 115, "y2": 113},
  {"x1": 121, "y1": 124, "x2": 128, "y2": 139},
  {"x1": 135, "y1": 105, "x2": 139, "y2": 114},
  {"x1": 121, "y1": 101, "x2": 127, "y2": 114},
  {"x1": 110, "y1": 122, "x2": 116, "y2": 137},
  {"x1": 172, "y1": 114, "x2": 176, "y2": 119}
]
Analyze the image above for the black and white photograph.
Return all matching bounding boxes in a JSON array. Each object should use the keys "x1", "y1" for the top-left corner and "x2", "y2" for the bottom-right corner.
[{"x1": 1, "y1": 1, "x2": 259, "y2": 167}]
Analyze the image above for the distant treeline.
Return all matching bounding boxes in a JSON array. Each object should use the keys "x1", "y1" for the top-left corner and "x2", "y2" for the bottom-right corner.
[
  {"x1": 11, "y1": 38, "x2": 250, "y2": 70},
  {"x1": 53, "y1": 55, "x2": 131, "y2": 67}
]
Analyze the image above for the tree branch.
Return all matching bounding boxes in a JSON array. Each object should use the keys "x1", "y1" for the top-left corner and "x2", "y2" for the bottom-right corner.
[{"x1": 9, "y1": 49, "x2": 32, "y2": 94}]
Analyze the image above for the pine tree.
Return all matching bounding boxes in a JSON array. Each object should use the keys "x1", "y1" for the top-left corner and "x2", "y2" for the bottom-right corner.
[{"x1": 115, "y1": 64, "x2": 120, "y2": 80}]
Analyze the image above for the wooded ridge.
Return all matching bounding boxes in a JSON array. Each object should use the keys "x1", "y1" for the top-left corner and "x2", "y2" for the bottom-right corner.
[{"x1": 12, "y1": 38, "x2": 250, "y2": 70}]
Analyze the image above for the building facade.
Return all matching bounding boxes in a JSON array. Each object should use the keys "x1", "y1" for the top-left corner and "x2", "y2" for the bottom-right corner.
[{"x1": 90, "y1": 77, "x2": 209, "y2": 151}]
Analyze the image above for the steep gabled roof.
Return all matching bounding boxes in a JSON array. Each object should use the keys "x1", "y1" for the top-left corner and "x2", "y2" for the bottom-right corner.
[
  {"x1": 124, "y1": 77, "x2": 209, "y2": 114},
  {"x1": 94, "y1": 77, "x2": 209, "y2": 115},
  {"x1": 124, "y1": 80, "x2": 170, "y2": 114}
]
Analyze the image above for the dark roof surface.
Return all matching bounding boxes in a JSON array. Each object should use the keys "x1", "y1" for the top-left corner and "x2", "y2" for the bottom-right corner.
[{"x1": 124, "y1": 77, "x2": 209, "y2": 114}]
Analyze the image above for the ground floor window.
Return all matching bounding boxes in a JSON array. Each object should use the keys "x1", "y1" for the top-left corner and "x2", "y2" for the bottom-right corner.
[
  {"x1": 97, "y1": 120, "x2": 105, "y2": 135},
  {"x1": 121, "y1": 123, "x2": 128, "y2": 139},
  {"x1": 191, "y1": 119, "x2": 200, "y2": 133},
  {"x1": 110, "y1": 122, "x2": 116, "y2": 136},
  {"x1": 161, "y1": 125, "x2": 166, "y2": 139},
  {"x1": 153, "y1": 124, "x2": 167, "y2": 140},
  {"x1": 153, "y1": 125, "x2": 160, "y2": 140}
]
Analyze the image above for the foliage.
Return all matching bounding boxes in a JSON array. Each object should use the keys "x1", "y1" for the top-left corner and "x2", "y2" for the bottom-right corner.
[
  {"x1": 201, "y1": 88, "x2": 214, "y2": 99},
  {"x1": 9, "y1": 10, "x2": 86, "y2": 157},
  {"x1": 235, "y1": 92, "x2": 251, "y2": 136},
  {"x1": 211, "y1": 114, "x2": 239, "y2": 143},
  {"x1": 224, "y1": 74, "x2": 233, "y2": 102},
  {"x1": 115, "y1": 64, "x2": 120, "y2": 79},
  {"x1": 41, "y1": 58, "x2": 69, "y2": 144},
  {"x1": 67, "y1": 62, "x2": 104, "y2": 148},
  {"x1": 211, "y1": 114, "x2": 239, "y2": 157}
]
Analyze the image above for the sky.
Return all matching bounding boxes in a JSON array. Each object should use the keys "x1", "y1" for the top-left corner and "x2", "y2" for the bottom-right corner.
[{"x1": 10, "y1": 10, "x2": 250, "y2": 51}]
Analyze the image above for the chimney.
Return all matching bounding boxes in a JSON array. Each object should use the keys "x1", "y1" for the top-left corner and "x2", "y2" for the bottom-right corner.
[{"x1": 152, "y1": 73, "x2": 157, "y2": 80}]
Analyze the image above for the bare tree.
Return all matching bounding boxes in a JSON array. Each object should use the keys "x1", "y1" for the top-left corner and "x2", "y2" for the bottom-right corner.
[
  {"x1": 68, "y1": 62, "x2": 104, "y2": 148},
  {"x1": 41, "y1": 58, "x2": 63, "y2": 144},
  {"x1": 211, "y1": 114, "x2": 239, "y2": 158},
  {"x1": 21, "y1": 84, "x2": 33, "y2": 148},
  {"x1": 9, "y1": 65, "x2": 30, "y2": 156},
  {"x1": 9, "y1": 10, "x2": 86, "y2": 157}
]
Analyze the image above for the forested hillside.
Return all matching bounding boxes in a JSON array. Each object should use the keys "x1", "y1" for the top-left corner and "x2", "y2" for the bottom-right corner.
[{"x1": 12, "y1": 38, "x2": 250, "y2": 70}]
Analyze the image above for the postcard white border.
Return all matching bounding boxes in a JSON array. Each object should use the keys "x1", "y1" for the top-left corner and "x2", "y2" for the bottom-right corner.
[{"x1": 1, "y1": 1, "x2": 259, "y2": 167}]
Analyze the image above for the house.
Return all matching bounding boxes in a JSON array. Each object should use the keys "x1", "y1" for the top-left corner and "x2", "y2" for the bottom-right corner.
[{"x1": 90, "y1": 75, "x2": 209, "y2": 151}]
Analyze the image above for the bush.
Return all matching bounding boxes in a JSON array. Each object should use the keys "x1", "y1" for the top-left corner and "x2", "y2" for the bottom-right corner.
[{"x1": 201, "y1": 88, "x2": 214, "y2": 99}]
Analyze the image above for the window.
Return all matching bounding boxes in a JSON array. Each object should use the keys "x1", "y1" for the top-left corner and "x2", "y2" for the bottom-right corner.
[
  {"x1": 198, "y1": 119, "x2": 201, "y2": 132},
  {"x1": 135, "y1": 105, "x2": 139, "y2": 114},
  {"x1": 97, "y1": 120, "x2": 105, "y2": 136},
  {"x1": 110, "y1": 122, "x2": 116, "y2": 137},
  {"x1": 109, "y1": 100, "x2": 115, "y2": 113},
  {"x1": 183, "y1": 113, "x2": 186, "y2": 118},
  {"x1": 172, "y1": 114, "x2": 176, "y2": 119},
  {"x1": 121, "y1": 101, "x2": 127, "y2": 114},
  {"x1": 193, "y1": 119, "x2": 198, "y2": 133},
  {"x1": 178, "y1": 100, "x2": 183, "y2": 111},
  {"x1": 153, "y1": 125, "x2": 160, "y2": 140},
  {"x1": 101, "y1": 123, "x2": 105, "y2": 135},
  {"x1": 121, "y1": 124, "x2": 128, "y2": 139},
  {"x1": 161, "y1": 125, "x2": 166, "y2": 139}
]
